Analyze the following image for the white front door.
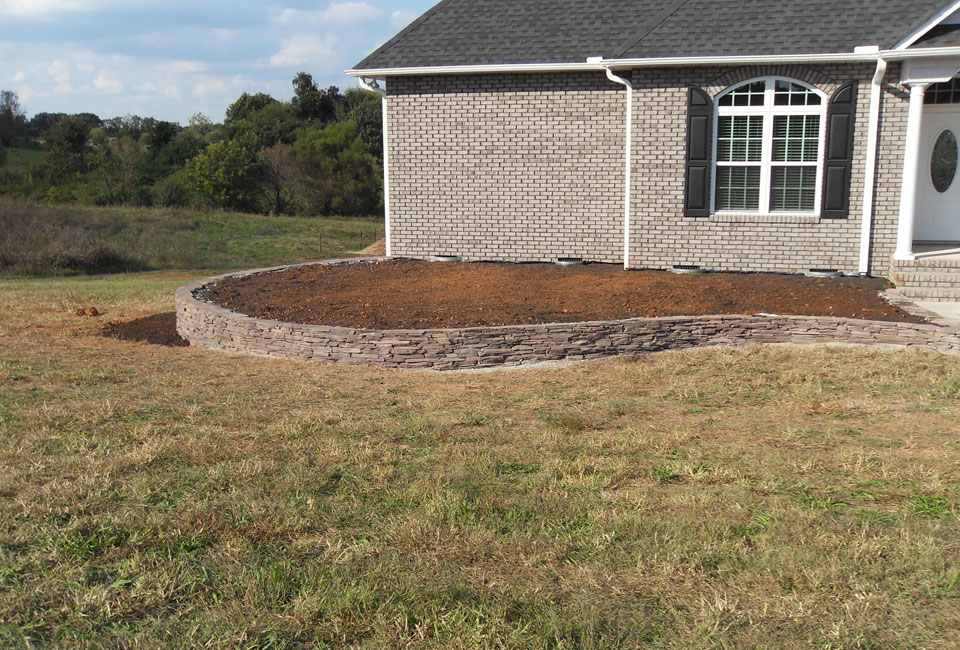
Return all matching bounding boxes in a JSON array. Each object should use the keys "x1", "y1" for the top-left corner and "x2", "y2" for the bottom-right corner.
[{"x1": 915, "y1": 105, "x2": 960, "y2": 242}]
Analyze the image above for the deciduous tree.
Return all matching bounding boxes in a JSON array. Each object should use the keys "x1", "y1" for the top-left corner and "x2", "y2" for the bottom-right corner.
[
  {"x1": 183, "y1": 140, "x2": 261, "y2": 212},
  {"x1": 225, "y1": 92, "x2": 278, "y2": 124},
  {"x1": 0, "y1": 90, "x2": 27, "y2": 147},
  {"x1": 44, "y1": 115, "x2": 93, "y2": 178},
  {"x1": 259, "y1": 143, "x2": 296, "y2": 215},
  {"x1": 291, "y1": 73, "x2": 341, "y2": 124},
  {"x1": 295, "y1": 121, "x2": 381, "y2": 216}
]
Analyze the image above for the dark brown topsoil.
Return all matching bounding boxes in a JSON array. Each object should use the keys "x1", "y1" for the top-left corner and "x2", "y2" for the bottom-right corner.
[{"x1": 198, "y1": 260, "x2": 923, "y2": 330}]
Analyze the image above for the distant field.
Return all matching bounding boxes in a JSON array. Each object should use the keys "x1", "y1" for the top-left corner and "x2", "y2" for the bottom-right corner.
[
  {"x1": 0, "y1": 271, "x2": 958, "y2": 648},
  {"x1": 0, "y1": 198, "x2": 385, "y2": 274},
  {"x1": 1, "y1": 147, "x2": 43, "y2": 170}
]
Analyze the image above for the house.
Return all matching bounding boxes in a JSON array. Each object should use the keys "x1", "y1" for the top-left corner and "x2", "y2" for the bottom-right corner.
[{"x1": 347, "y1": 0, "x2": 960, "y2": 298}]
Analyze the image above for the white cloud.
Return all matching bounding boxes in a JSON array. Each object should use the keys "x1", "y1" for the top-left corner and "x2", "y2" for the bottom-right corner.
[
  {"x1": 193, "y1": 79, "x2": 226, "y2": 97},
  {"x1": 137, "y1": 81, "x2": 181, "y2": 99},
  {"x1": 167, "y1": 59, "x2": 206, "y2": 73},
  {"x1": 93, "y1": 70, "x2": 123, "y2": 93},
  {"x1": 17, "y1": 84, "x2": 35, "y2": 102},
  {"x1": 13, "y1": 70, "x2": 25, "y2": 82},
  {"x1": 46, "y1": 58, "x2": 72, "y2": 93},
  {"x1": 391, "y1": 10, "x2": 417, "y2": 28},
  {"x1": 0, "y1": 0, "x2": 86, "y2": 15},
  {"x1": 268, "y1": 34, "x2": 337, "y2": 67},
  {"x1": 277, "y1": 2, "x2": 382, "y2": 25}
]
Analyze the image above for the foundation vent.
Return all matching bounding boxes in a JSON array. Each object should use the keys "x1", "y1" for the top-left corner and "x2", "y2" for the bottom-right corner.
[
  {"x1": 805, "y1": 269, "x2": 840, "y2": 278},
  {"x1": 555, "y1": 258, "x2": 584, "y2": 266},
  {"x1": 670, "y1": 265, "x2": 703, "y2": 274}
]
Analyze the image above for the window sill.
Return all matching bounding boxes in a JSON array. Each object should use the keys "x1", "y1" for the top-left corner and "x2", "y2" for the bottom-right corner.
[{"x1": 709, "y1": 212, "x2": 820, "y2": 224}]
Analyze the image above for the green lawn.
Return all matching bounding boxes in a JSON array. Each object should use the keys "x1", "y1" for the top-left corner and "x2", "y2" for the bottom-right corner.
[
  {"x1": 0, "y1": 199, "x2": 385, "y2": 274},
  {"x1": 0, "y1": 270, "x2": 958, "y2": 648}
]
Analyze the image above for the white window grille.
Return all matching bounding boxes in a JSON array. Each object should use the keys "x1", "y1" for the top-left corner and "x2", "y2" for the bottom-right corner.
[{"x1": 713, "y1": 77, "x2": 828, "y2": 215}]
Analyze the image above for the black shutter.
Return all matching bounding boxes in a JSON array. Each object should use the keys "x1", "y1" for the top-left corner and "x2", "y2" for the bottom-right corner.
[
  {"x1": 821, "y1": 82, "x2": 858, "y2": 219},
  {"x1": 684, "y1": 87, "x2": 713, "y2": 217}
]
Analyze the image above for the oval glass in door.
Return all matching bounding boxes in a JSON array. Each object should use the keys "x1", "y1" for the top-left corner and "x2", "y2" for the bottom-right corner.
[{"x1": 931, "y1": 130, "x2": 958, "y2": 193}]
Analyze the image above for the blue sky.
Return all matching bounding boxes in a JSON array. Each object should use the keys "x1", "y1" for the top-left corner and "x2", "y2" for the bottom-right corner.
[{"x1": 0, "y1": 0, "x2": 436, "y2": 124}]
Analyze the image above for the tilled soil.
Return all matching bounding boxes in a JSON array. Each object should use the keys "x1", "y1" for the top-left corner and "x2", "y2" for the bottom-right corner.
[{"x1": 198, "y1": 260, "x2": 923, "y2": 330}]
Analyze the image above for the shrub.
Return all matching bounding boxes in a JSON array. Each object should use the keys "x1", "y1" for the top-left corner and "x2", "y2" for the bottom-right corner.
[{"x1": 153, "y1": 170, "x2": 193, "y2": 207}]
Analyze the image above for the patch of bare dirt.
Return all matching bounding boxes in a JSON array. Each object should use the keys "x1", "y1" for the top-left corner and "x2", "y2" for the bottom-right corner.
[
  {"x1": 101, "y1": 312, "x2": 188, "y2": 347},
  {"x1": 199, "y1": 260, "x2": 923, "y2": 330},
  {"x1": 357, "y1": 239, "x2": 386, "y2": 256}
]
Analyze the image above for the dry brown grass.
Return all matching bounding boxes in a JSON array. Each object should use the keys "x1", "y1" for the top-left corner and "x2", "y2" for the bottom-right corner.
[{"x1": 0, "y1": 272, "x2": 958, "y2": 648}]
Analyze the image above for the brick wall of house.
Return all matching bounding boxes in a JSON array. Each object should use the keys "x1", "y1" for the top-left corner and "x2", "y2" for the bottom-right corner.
[
  {"x1": 385, "y1": 64, "x2": 908, "y2": 275},
  {"x1": 386, "y1": 73, "x2": 626, "y2": 263}
]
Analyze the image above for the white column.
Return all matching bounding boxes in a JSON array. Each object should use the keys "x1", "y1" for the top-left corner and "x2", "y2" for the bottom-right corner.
[
  {"x1": 358, "y1": 77, "x2": 390, "y2": 256},
  {"x1": 894, "y1": 82, "x2": 929, "y2": 261},
  {"x1": 381, "y1": 89, "x2": 391, "y2": 257}
]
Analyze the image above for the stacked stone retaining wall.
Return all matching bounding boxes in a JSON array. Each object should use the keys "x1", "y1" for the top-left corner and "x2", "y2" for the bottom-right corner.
[{"x1": 176, "y1": 260, "x2": 960, "y2": 371}]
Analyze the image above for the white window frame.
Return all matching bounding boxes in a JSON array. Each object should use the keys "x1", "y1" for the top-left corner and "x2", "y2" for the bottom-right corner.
[{"x1": 711, "y1": 76, "x2": 829, "y2": 217}]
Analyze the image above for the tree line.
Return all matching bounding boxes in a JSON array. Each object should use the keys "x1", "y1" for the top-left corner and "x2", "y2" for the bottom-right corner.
[{"x1": 0, "y1": 73, "x2": 383, "y2": 216}]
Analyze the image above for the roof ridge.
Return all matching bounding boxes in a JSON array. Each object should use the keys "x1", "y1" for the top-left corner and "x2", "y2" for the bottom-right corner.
[
  {"x1": 353, "y1": 0, "x2": 462, "y2": 71},
  {"x1": 609, "y1": 0, "x2": 694, "y2": 59}
]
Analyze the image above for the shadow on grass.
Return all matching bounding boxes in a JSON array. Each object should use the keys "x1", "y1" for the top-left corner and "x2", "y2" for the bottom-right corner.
[{"x1": 101, "y1": 312, "x2": 188, "y2": 347}]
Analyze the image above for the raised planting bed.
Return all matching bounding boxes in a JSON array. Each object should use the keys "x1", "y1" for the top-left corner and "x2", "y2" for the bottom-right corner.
[
  {"x1": 200, "y1": 258, "x2": 919, "y2": 328},
  {"x1": 176, "y1": 259, "x2": 960, "y2": 371}
]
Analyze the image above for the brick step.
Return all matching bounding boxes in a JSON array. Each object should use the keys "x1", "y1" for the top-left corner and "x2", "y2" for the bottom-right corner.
[
  {"x1": 889, "y1": 270, "x2": 960, "y2": 285},
  {"x1": 895, "y1": 286, "x2": 960, "y2": 301},
  {"x1": 890, "y1": 257, "x2": 960, "y2": 271}
]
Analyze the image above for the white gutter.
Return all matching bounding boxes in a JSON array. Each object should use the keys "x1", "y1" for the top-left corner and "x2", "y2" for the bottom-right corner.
[
  {"x1": 604, "y1": 67, "x2": 634, "y2": 270},
  {"x1": 358, "y1": 77, "x2": 391, "y2": 256},
  {"x1": 883, "y1": 45, "x2": 960, "y2": 59},
  {"x1": 858, "y1": 56, "x2": 888, "y2": 275},
  {"x1": 346, "y1": 48, "x2": 960, "y2": 78},
  {"x1": 347, "y1": 52, "x2": 888, "y2": 78}
]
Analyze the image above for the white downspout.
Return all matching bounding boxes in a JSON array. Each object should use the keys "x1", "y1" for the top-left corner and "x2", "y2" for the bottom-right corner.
[
  {"x1": 858, "y1": 56, "x2": 887, "y2": 275},
  {"x1": 358, "y1": 77, "x2": 391, "y2": 256},
  {"x1": 604, "y1": 67, "x2": 633, "y2": 270}
]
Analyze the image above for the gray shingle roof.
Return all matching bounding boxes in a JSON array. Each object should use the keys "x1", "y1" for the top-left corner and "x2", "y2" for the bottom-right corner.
[{"x1": 353, "y1": 0, "x2": 956, "y2": 70}]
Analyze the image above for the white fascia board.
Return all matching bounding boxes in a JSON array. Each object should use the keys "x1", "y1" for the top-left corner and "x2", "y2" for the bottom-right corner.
[
  {"x1": 346, "y1": 53, "x2": 880, "y2": 78},
  {"x1": 346, "y1": 47, "x2": 960, "y2": 79},
  {"x1": 347, "y1": 62, "x2": 606, "y2": 76},
  {"x1": 893, "y1": 1, "x2": 960, "y2": 50}
]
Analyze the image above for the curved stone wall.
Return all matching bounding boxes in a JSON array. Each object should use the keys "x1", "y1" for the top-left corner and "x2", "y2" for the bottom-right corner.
[{"x1": 176, "y1": 259, "x2": 960, "y2": 371}]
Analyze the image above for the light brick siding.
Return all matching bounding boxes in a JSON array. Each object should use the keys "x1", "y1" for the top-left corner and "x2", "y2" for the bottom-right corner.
[
  {"x1": 386, "y1": 65, "x2": 909, "y2": 275},
  {"x1": 387, "y1": 74, "x2": 625, "y2": 263}
]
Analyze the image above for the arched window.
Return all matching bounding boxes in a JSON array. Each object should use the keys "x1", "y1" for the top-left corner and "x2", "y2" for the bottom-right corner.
[{"x1": 713, "y1": 77, "x2": 828, "y2": 214}]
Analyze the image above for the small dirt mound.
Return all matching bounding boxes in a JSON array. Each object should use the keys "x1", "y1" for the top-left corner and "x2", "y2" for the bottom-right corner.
[
  {"x1": 357, "y1": 238, "x2": 385, "y2": 256},
  {"x1": 75, "y1": 307, "x2": 101, "y2": 317},
  {"x1": 102, "y1": 312, "x2": 188, "y2": 347}
]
